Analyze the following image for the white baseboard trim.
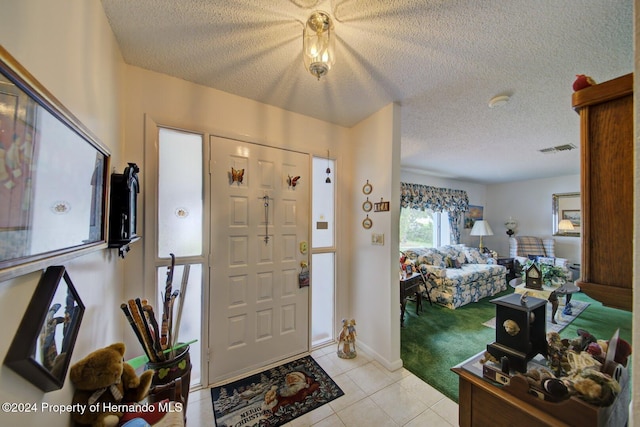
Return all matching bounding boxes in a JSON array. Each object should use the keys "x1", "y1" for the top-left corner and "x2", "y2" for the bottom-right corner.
[{"x1": 356, "y1": 340, "x2": 403, "y2": 372}]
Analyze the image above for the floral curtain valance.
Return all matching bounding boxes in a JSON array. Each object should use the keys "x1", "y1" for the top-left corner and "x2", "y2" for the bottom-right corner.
[{"x1": 400, "y1": 182, "x2": 469, "y2": 214}]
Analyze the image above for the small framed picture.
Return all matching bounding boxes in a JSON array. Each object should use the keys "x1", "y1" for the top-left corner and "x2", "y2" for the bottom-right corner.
[
  {"x1": 562, "y1": 209, "x2": 581, "y2": 227},
  {"x1": 465, "y1": 205, "x2": 484, "y2": 229}
]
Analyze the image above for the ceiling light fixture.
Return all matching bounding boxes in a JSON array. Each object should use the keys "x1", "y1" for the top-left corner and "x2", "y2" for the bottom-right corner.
[
  {"x1": 303, "y1": 11, "x2": 335, "y2": 80},
  {"x1": 488, "y1": 95, "x2": 510, "y2": 108}
]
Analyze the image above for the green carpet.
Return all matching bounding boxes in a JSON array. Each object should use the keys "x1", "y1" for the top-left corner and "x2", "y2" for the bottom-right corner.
[{"x1": 400, "y1": 289, "x2": 632, "y2": 403}]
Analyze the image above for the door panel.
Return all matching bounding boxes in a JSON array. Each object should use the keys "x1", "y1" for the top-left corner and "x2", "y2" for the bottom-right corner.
[{"x1": 208, "y1": 136, "x2": 310, "y2": 384}]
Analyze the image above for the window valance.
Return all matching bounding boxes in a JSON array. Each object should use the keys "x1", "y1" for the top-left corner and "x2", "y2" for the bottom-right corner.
[{"x1": 400, "y1": 182, "x2": 469, "y2": 214}]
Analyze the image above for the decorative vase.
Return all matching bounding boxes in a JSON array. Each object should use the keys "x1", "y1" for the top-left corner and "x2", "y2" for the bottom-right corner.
[{"x1": 146, "y1": 345, "x2": 191, "y2": 420}]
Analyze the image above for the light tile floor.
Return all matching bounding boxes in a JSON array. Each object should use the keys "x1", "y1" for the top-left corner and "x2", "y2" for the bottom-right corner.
[{"x1": 185, "y1": 345, "x2": 459, "y2": 426}]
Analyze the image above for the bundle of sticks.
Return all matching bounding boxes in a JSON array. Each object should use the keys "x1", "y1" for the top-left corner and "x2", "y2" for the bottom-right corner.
[{"x1": 121, "y1": 253, "x2": 190, "y2": 363}]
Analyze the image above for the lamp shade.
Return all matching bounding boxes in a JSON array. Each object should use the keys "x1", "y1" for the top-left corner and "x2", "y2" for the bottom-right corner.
[
  {"x1": 470, "y1": 220, "x2": 494, "y2": 236},
  {"x1": 558, "y1": 219, "x2": 575, "y2": 231},
  {"x1": 504, "y1": 217, "x2": 517, "y2": 230}
]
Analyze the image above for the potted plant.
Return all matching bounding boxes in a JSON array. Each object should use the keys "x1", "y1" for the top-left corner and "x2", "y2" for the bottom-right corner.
[{"x1": 519, "y1": 260, "x2": 568, "y2": 286}]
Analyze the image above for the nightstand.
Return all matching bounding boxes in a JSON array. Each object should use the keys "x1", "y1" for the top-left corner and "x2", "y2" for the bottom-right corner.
[{"x1": 497, "y1": 257, "x2": 516, "y2": 282}]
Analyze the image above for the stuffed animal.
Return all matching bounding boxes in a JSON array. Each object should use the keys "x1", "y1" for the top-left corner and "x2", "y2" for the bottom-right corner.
[
  {"x1": 69, "y1": 343, "x2": 154, "y2": 427},
  {"x1": 522, "y1": 367, "x2": 569, "y2": 401}
]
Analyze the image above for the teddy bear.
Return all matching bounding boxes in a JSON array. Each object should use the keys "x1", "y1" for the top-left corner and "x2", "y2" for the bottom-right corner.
[{"x1": 69, "y1": 342, "x2": 154, "y2": 427}]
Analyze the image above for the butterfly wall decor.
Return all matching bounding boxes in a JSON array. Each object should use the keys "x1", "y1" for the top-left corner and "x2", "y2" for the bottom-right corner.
[
  {"x1": 231, "y1": 167, "x2": 244, "y2": 184},
  {"x1": 287, "y1": 175, "x2": 301, "y2": 188}
]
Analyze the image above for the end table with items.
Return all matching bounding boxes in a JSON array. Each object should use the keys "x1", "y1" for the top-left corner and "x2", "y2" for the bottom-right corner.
[
  {"x1": 399, "y1": 272, "x2": 432, "y2": 327},
  {"x1": 497, "y1": 257, "x2": 516, "y2": 281}
]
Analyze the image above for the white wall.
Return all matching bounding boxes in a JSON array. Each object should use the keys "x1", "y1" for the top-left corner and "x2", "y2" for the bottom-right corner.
[
  {"x1": 486, "y1": 174, "x2": 581, "y2": 263},
  {"x1": 0, "y1": 2, "x2": 125, "y2": 426},
  {"x1": 349, "y1": 103, "x2": 402, "y2": 370},
  {"x1": 399, "y1": 171, "x2": 581, "y2": 263}
]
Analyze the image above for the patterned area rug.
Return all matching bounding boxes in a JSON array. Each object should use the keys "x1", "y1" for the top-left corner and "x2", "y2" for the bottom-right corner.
[
  {"x1": 483, "y1": 300, "x2": 590, "y2": 334},
  {"x1": 211, "y1": 356, "x2": 343, "y2": 427}
]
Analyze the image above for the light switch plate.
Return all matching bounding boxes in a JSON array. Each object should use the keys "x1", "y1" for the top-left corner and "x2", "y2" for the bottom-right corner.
[{"x1": 371, "y1": 233, "x2": 384, "y2": 245}]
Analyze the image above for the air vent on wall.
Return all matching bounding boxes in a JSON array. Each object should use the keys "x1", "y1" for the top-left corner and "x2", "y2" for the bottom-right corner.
[{"x1": 538, "y1": 143, "x2": 577, "y2": 154}]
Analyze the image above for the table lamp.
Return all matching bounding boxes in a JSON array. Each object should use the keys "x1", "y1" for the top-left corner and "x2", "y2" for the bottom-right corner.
[
  {"x1": 470, "y1": 220, "x2": 493, "y2": 250},
  {"x1": 504, "y1": 217, "x2": 517, "y2": 237}
]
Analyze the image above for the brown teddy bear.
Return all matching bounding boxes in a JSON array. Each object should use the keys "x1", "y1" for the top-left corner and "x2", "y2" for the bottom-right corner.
[{"x1": 69, "y1": 343, "x2": 153, "y2": 427}]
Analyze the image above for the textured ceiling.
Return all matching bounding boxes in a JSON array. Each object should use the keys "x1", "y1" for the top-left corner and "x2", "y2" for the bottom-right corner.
[{"x1": 101, "y1": 0, "x2": 633, "y2": 184}]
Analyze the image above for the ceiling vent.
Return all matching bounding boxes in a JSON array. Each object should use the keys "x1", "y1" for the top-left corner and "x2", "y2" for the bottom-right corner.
[{"x1": 538, "y1": 143, "x2": 577, "y2": 154}]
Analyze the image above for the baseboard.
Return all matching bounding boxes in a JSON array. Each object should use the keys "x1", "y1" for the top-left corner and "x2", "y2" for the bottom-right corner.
[{"x1": 356, "y1": 340, "x2": 403, "y2": 372}]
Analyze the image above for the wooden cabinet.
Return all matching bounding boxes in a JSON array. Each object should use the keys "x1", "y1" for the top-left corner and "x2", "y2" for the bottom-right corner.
[
  {"x1": 453, "y1": 363, "x2": 629, "y2": 427},
  {"x1": 572, "y1": 73, "x2": 633, "y2": 311}
]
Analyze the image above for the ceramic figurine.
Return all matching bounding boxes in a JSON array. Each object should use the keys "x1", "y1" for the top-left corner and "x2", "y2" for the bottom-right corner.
[{"x1": 337, "y1": 319, "x2": 357, "y2": 359}]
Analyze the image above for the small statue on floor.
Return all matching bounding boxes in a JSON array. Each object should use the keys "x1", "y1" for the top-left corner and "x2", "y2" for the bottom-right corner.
[{"x1": 337, "y1": 319, "x2": 357, "y2": 359}]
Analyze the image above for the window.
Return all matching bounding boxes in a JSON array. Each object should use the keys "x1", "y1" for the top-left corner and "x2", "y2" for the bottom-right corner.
[
  {"x1": 156, "y1": 127, "x2": 204, "y2": 386},
  {"x1": 399, "y1": 208, "x2": 450, "y2": 250},
  {"x1": 311, "y1": 156, "x2": 335, "y2": 347}
]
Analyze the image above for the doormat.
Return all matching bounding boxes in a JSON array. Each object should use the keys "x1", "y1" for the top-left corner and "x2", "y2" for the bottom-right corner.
[
  {"x1": 483, "y1": 300, "x2": 590, "y2": 334},
  {"x1": 211, "y1": 355, "x2": 344, "y2": 427}
]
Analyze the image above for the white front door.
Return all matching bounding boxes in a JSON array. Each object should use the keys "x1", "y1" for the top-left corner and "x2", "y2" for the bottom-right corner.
[{"x1": 208, "y1": 136, "x2": 310, "y2": 384}]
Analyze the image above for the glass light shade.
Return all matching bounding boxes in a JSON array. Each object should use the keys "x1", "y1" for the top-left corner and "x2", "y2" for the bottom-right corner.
[
  {"x1": 504, "y1": 217, "x2": 517, "y2": 230},
  {"x1": 303, "y1": 11, "x2": 335, "y2": 80}
]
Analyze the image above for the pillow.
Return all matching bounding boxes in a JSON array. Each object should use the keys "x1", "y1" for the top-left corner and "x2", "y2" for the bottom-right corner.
[
  {"x1": 464, "y1": 247, "x2": 487, "y2": 264},
  {"x1": 403, "y1": 249, "x2": 444, "y2": 267},
  {"x1": 527, "y1": 254, "x2": 544, "y2": 261},
  {"x1": 430, "y1": 250, "x2": 446, "y2": 268},
  {"x1": 514, "y1": 256, "x2": 528, "y2": 266},
  {"x1": 538, "y1": 256, "x2": 555, "y2": 265},
  {"x1": 403, "y1": 249, "x2": 420, "y2": 261},
  {"x1": 445, "y1": 256, "x2": 463, "y2": 269},
  {"x1": 439, "y1": 245, "x2": 466, "y2": 266}
]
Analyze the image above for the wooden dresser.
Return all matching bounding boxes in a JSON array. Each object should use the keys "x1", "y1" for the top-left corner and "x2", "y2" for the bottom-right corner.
[
  {"x1": 571, "y1": 73, "x2": 633, "y2": 311},
  {"x1": 453, "y1": 351, "x2": 629, "y2": 427}
]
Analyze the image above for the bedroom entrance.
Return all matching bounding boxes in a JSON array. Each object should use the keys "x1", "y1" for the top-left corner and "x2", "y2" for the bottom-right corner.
[{"x1": 208, "y1": 136, "x2": 310, "y2": 384}]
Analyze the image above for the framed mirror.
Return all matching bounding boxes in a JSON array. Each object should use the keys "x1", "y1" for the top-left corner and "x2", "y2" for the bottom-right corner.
[
  {"x1": 4, "y1": 266, "x2": 85, "y2": 392},
  {"x1": 0, "y1": 46, "x2": 110, "y2": 280},
  {"x1": 552, "y1": 192, "x2": 581, "y2": 237}
]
